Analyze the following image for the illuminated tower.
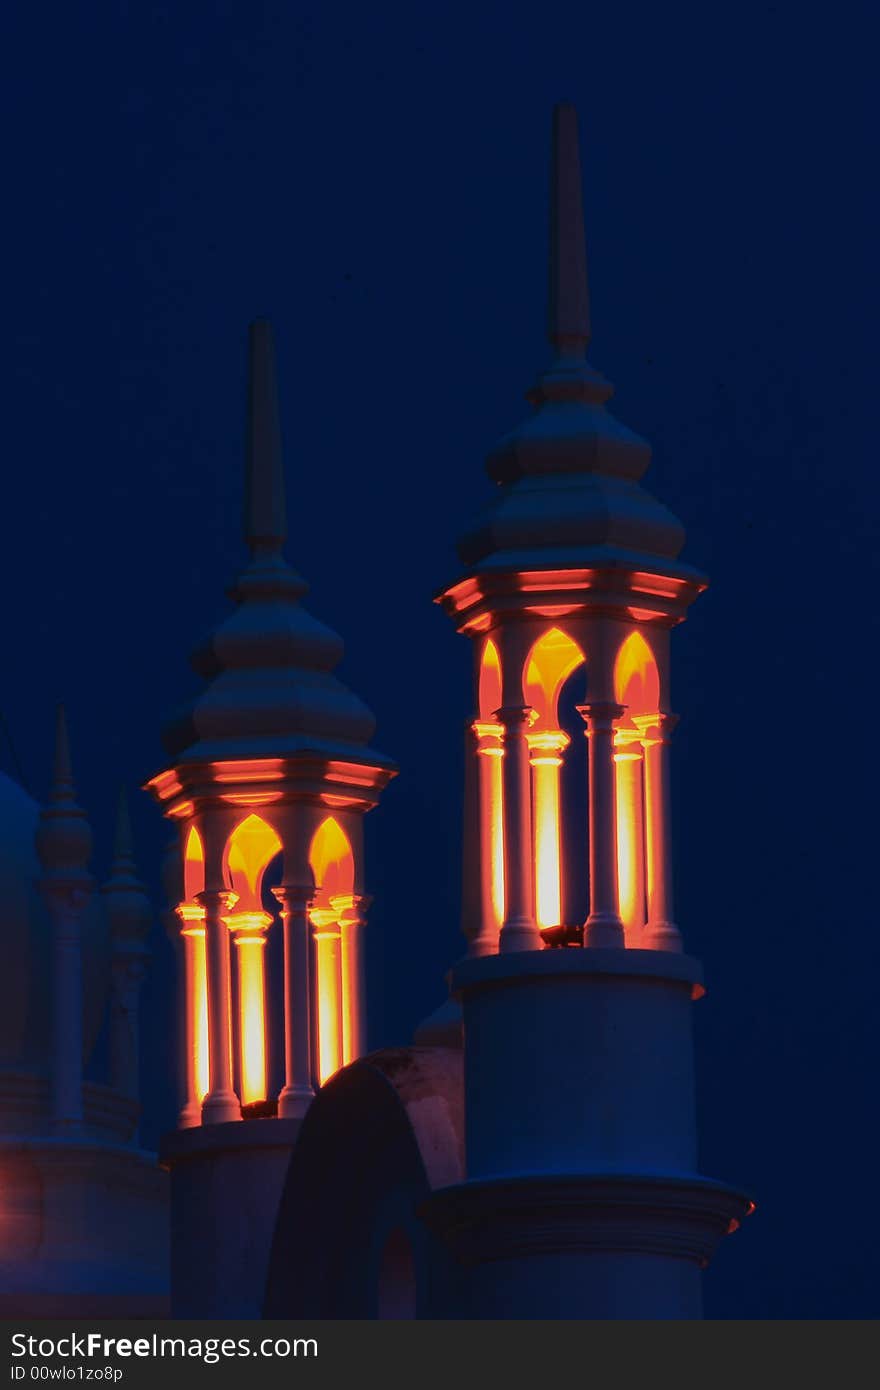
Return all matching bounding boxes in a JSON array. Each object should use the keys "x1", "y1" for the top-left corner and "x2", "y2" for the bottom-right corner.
[
  {"x1": 423, "y1": 106, "x2": 751, "y2": 1318},
  {"x1": 148, "y1": 320, "x2": 395, "y2": 1316}
]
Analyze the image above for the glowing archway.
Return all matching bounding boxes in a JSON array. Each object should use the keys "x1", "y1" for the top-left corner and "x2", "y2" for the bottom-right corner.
[
  {"x1": 179, "y1": 826, "x2": 209, "y2": 1114},
  {"x1": 614, "y1": 630, "x2": 660, "y2": 715},
  {"x1": 309, "y1": 817, "x2": 355, "y2": 1083},
  {"x1": 223, "y1": 814, "x2": 282, "y2": 1106},
  {"x1": 523, "y1": 628, "x2": 585, "y2": 929},
  {"x1": 613, "y1": 632, "x2": 660, "y2": 940},
  {"x1": 474, "y1": 638, "x2": 506, "y2": 942}
]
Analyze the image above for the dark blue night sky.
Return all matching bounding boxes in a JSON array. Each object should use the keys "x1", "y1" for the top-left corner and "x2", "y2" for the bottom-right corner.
[{"x1": 1, "y1": 3, "x2": 875, "y2": 1318}]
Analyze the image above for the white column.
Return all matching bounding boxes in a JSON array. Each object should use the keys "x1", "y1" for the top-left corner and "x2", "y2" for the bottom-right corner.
[
  {"x1": 635, "y1": 713, "x2": 682, "y2": 952},
  {"x1": 472, "y1": 719, "x2": 505, "y2": 954},
  {"x1": 272, "y1": 884, "x2": 314, "y2": 1118},
  {"x1": 175, "y1": 905, "x2": 207, "y2": 1127},
  {"x1": 579, "y1": 701, "x2": 625, "y2": 949},
  {"x1": 496, "y1": 705, "x2": 542, "y2": 953},
  {"x1": 614, "y1": 730, "x2": 647, "y2": 944},
  {"x1": 47, "y1": 882, "x2": 90, "y2": 1133},
  {"x1": 197, "y1": 887, "x2": 240, "y2": 1124},
  {"x1": 335, "y1": 891, "x2": 371, "y2": 1064}
]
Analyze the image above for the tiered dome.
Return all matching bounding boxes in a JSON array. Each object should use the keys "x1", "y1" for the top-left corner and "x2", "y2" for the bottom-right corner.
[
  {"x1": 457, "y1": 104, "x2": 703, "y2": 586},
  {"x1": 162, "y1": 321, "x2": 393, "y2": 770}
]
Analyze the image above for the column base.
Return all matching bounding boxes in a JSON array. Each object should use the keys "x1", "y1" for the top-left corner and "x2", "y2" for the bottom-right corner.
[
  {"x1": 421, "y1": 1172, "x2": 752, "y2": 1319},
  {"x1": 277, "y1": 1086, "x2": 314, "y2": 1120},
  {"x1": 499, "y1": 918, "x2": 544, "y2": 953},
  {"x1": 201, "y1": 1092, "x2": 241, "y2": 1125},
  {"x1": 643, "y1": 920, "x2": 683, "y2": 952},
  {"x1": 583, "y1": 912, "x2": 625, "y2": 948}
]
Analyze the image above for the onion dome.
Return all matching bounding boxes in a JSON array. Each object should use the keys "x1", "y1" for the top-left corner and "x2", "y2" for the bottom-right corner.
[
  {"x1": 457, "y1": 104, "x2": 704, "y2": 585},
  {"x1": 102, "y1": 790, "x2": 151, "y2": 956},
  {"x1": 162, "y1": 320, "x2": 394, "y2": 771}
]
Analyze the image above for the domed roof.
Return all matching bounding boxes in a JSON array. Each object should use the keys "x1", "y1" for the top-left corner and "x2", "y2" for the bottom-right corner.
[
  {"x1": 455, "y1": 104, "x2": 704, "y2": 588},
  {"x1": 162, "y1": 321, "x2": 394, "y2": 772},
  {"x1": 0, "y1": 770, "x2": 108, "y2": 1071}
]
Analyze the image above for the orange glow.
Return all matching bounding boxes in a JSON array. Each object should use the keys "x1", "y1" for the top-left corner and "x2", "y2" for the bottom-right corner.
[
  {"x1": 177, "y1": 902, "x2": 209, "y2": 1106},
  {"x1": 224, "y1": 813, "x2": 282, "y2": 910},
  {"x1": 613, "y1": 635, "x2": 658, "y2": 941},
  {"x1": 528, "y1": 730, "x2": 569, "y2": 928},
  {"x1": 233, "y1": 926, "x2": 269, "y2": 1106},
  {"x1": 478, "y1": 637, "x2": 503, "y2": 719},
  {"x1": 332, "y1": 893, "x2": 361, "y2": 1065},
  {"x1": 614, "y1": 734, "x2": 646, "y2": 939},
  {"x1": 183, "y1": 826, "x2": 205, "y2": 902},
  {"x1": 522, "y1": 631, "x2": 584, "y2": 931},
  {"x1": 524, "y1": 627, "x2": 585, "y2": 728},
  {"x1": 476, "y1": 637, "x2": 507, "y2": 940},
  {"x1": 614, "y1": 631, "x2": 660, "y2": 715},
  {"x1": 309, "y1": 819, "x2": 355, "y2": 1084},
  {"x1": 222, "y1": 817, "x2": 279, "y2": 1109},
  {"x1": 211, "y1": 758, "x2": 286, "y2": 783}
]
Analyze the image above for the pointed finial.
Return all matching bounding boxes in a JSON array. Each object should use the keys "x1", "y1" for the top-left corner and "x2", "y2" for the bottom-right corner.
[
  {"x1": 547, "y1": 103, "x2": 591, "y2": 357},
  {"x1": 36, "y1": 704, "x2": 93, "y2": 879},
  {"x1": 244, "y1": 319, "x2": 287, "y2": 555},
  {"x1": 104, "y1": 786, "x2": 151, "y2": 948},
  {"x1": 52, "y1": 703, "x2": 74, "y2": 799},
  {"x1": 113, "y1": 785, "x2": 134, "y2": 865}
]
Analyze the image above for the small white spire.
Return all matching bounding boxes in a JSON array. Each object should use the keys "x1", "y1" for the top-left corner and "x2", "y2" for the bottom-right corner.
[
  {"x1": 244, "y1": 319, "x2": 287, "y2": 555},
  {"x1": 547, "y1": 102, "x2": 591, "y2": 357},
  {"x1": 36, "y1": 703, "x2": 92, "y2": 879}
]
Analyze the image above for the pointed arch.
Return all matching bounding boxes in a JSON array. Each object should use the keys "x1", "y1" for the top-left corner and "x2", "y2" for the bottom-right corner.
[
  {"x1": 183, "y1": 825, "x2": 205, "y2": 903},
  {"x1": 224, "y1": 812, "x2": 282, "y2": 913},
  {"x1": 309, "y1": 816, "x2": 354, "y2": 901},
  {"x1": 523, "y1": 627, "x2": 586, "y2": 729},
  {"x1": 614, "y1": 631, "x2": 660, "y2": 716},
  {"x1": 478, "y1": 637, "x2": 503, "y2": 721},
  {"x1": 309, "y1": 817, "x2": 355, "y2": 1085}
]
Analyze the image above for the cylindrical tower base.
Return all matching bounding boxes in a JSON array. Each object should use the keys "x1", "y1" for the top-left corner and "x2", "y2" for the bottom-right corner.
[{"x1": 421, "y1": 949, "x2": 751, "y2": 1319}]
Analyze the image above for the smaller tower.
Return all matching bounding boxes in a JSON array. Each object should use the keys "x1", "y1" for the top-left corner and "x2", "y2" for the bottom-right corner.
[
  {"x1": 148, "y1": 319, "x2": 395, "y2": 1316},
  {"x1": 102, "y1": 790, "x2": 151, "y2": 1115},
  {"x1": 36, "y1": 704, "x2": 93, "y2": 1135}
]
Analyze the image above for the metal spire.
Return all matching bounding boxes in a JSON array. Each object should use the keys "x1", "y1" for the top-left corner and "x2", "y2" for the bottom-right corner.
[
  {"x1": 244, "y1": 318, "x2": 287, "y2": 555},
  {"x1": 547, "y1": 103, "x2": 591, "y2": 357}
]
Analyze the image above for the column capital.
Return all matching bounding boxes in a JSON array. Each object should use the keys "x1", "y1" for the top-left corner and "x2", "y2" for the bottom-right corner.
[
  {"x1": 493, "y1": 704, "x2": 538, "y2": 730},
  {"x1": 195, "y1": 888, "x2": 238, "y2": 911},
  {"x1": 633, "y1": 712, "x2": 679, "y2": 744},
  {"x1": 272, "y1": 883, "x2": 313, "y2": 911},
  {"x1": 527, "y1": 729, "x2": 570, "y2": 766},
  {"x1": 576, "y1": 701, "x2": 625, "y2": 732}
]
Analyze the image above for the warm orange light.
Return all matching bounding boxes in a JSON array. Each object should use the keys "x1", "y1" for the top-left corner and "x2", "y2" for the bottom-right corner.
[
  {"x1": 309, "y1": 819, "x2": 355, "y2": 1084},
  {"x1": 222, "y1": 817, "x2": 280, "y2": 1107},
  {"x1": 224, "y1": 813, "x2": 282, "y2": 910},
  {"x1": 522, "y1": 631, "x2": 584, "y2": 932},
  {"x1": 177, "y1": 901, "x2": 209, "y2": 1106},
  {"x1": 528, "y1": 730, "x2": 569, "y2": 928},
  {"x1": 614, "y1": 734, "x2": 646, "y2": 939},
  {"x1": 183, "y1": 826, "x2": 205, "y2": 901},
  {"x1": 614, "y1": 631, "x2": 660, "y2": 716},
  {"x1": 524, "y1": 627, "x2": 585, "y2": 728},
  {"x1": 613, "y1": 634, "x2": 659, "y2": 941},
  {"x1": 478, "y1": 637, "x2": 503, "y2": 719},
  {"x1": 233, "y1": 927, "x2": 269, "y2": 1106}
]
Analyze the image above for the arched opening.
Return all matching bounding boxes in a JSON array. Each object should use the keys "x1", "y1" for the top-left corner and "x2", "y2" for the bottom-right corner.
[
  {"x1": 309, "y1": 817, "x2": 355, "y2": 1084},
  {"x1": 523, "y1": 628, "x2": 585, "y2": 931},
  {"x1": 376, "y1": 1227, "x2": 417, "y2": 1319},
  {"x1": 613, "y1": 632, "x2": 661, "y2": 942},
  {"x1": 224, "y1": 814, "x2": 282, "y2": 1107},
  {"x1": 473, "y1": 638, "x2": 506, "y2": 944},
  {"x1": 179, "y1": 826, "x2": 209, "y2": 1112}
]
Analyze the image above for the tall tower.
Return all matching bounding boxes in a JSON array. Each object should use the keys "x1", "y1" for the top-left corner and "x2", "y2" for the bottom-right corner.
[
  {"x1": 148, "y1": 320, "x2": 395, "y2": 1316},
  {"x1": 422, "y1": 106, "x2": 751, "y2": 1318}
]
